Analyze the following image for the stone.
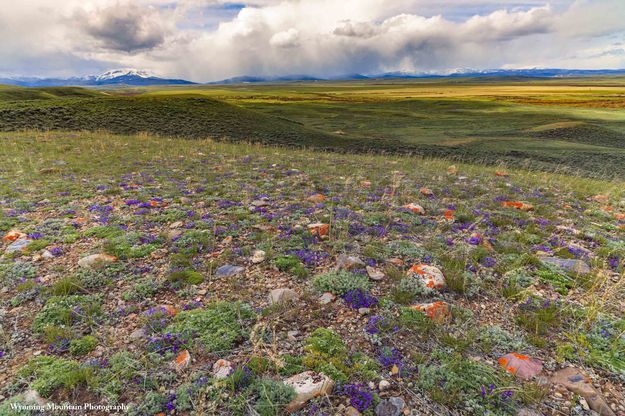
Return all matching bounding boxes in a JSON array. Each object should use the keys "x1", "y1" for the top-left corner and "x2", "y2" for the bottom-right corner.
[
  {"x1": 78, "y1": 253, "x2": 117, "y2": 268},
  {"x1": 378, "y1": 380, "x2": 391, "y2": 391},
  {"x1": 284, "y1": 371, "x2": 334, "y2": 412},
  {"x1": 6, "y1": 238, "x2": 33, "y2": 254},
  {"x1": 215, "y1": 264, "x2": 245, "y2": 278},
  {"x1": 375, "y1": 397, "x2": 406, "y2": 416},
  {"x1": 251, "y1": 250, "x2": 266, "y2": 264},
  {"x1": 269, "y1": 288, "x2": 298, "y2": 305},
  {"x1": 344, "y1": 406, "x2": 361, "y2": 416},
  {"x1": 23, "y1": 389, "x2": 48, "y2": 406},
  {"x1": 498, "y1": 353, "x2": 543, "y2": 380},
  {"x1": 129, "y1": 328, "x2": 146, "y2": 340},
  {"x1": 407, "y1": 264, "x2": 446, "y2": 290},
  {"x1": 336, "y1": 254, "x2": 365, "y2": 270},
  {"x1": 287, "y1": 330, "x2": 299, "y2": 341},
  {"x1": 306, "y1": 194, "x2": 326, "y2": 204},
  {"x1": 2, "y1": 230, "x2": 26, "y2": 243},
  {"x1": 419, "y1": 187, "x2": 433, "y2": 196},
  {"x1": 308, "y1": 223, "x2": 330, "y2": 237},
  {"x1": 212, "y1": 359, "x2": 233, "y2": 379},
  {"x1": 174, "y1": 350, "x2": 191, "y2": 371},
  {"x1": 502, "y1": 201, "x2": 534, "y2": 211},
  {"x1": 541, "y1": 257, "x2": 590, "y2": 274},
  {"x1": 170, "y1": 221, "x2": 184, "y2": 229},
  {"x1": 251, "y1": 199, "x2": 269, "y2": 207},
  {"x1": 402, "y1": 203, "x2": 425, "y2": 215},
  {"x1": 551, "y1": 367, "x2": 615, "y2": 416},
  {"x1": 517, "y1": 408, "x2": 544, "y2": 416},
  {"x1": 319, "y1": 292, "x2": 336, "y2": 304},
  {"x1": 447, "y1": 165, "x2": 458, "y2": 175},
  {"x1": 366, "y1": 266, "x2": 385, "y2": 280},
  {"x1": 410, "y1": 301, "x2": 452, "y2": 324}
]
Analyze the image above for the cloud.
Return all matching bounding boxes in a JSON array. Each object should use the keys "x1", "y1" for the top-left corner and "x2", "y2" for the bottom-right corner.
[
  {"x1": 75, "y1": 3, "x2": 170, "y2": 52},
  {"x1": 270, "y1": 28, "x2": 300, "y2": 48},
  {"x1": 0, "y1": 0, "x2": 624, "y2": 80}
]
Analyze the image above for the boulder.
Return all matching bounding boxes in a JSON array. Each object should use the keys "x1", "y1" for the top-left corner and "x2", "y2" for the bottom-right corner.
[
  {"x1": 366, "y1": 266, "x2": 385, "y2": 281},
  {"x1": 5, "y1": 238, "x2": 32, "y2": 254},
  {"x1": 407, "y1": 264, "x2": 446, "y2": 290},
  {"x1": 402, "y1": 203, "x2": 425, "y2": 215},
  {"x1": 336, "y1": 254, "x2": 365, "y2": 270},
  {"x1": 78, "y1": 253, "x2": 117, "y2": 268},
  {"x1": 551, "y1": 367, "x2": 615, "y2": 416},
  {"x1": 215, "y1": 264, "x2": 245, "y2": 278},
  {"x1": 212, "y1": 359, "x2": 233, "y2": 379},
  {"x1": 284, "y1": 371, "x2": 334, "y2": 412},
  {"x1": 251, "y1": 250, "x2": 266, "y2": 264},
  {"x1": 498, "y1": 353, "x2": 542, "y2": 380},
  {"x1": 319, "y1": 292, "x2": 336, "y2": 304},
  {"x1": 375, "y1": 397, "x2": 406, "y2": 416},
  {"x1": 308, "y1": 223, "x2": 329, "y2": 238},
  {"x1": 269, "y1": 288, "x2": 298, "y2": 305},
  {"x1": 410, "y1": 301, "x2": 452, "y2": 324},
  {"x1": 174, "y1": 350, "x2": 191, "y2": 371},
  {"x1": 306, "y1": 194, "x2": 326, "y2": 204}
]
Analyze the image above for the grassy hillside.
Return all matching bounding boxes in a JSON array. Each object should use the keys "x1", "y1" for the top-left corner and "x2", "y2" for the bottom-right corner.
[
  {"x1": 0, "y1": 131, "x2": 623, "y2": 415},
  {"x1": 1, "y1": 79, "x2": 625, "y2": 178}
]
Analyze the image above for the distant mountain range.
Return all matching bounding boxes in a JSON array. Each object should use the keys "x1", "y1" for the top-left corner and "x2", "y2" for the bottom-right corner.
[
  {"x1": 2, "y1": 68, "x2": 625, "y2": 87},
  {"x1": 0, "y1": 69, "x2": 196, "y2": 87}
]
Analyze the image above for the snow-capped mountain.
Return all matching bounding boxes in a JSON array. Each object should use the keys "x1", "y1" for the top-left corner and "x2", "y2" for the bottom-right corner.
[{"x1": 0, "y1": 69, "x2": 196, "y2": 87}]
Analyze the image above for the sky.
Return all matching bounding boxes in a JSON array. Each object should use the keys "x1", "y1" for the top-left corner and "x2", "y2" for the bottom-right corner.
[{"x1": 1, "y1": 0, "x2": 624, "y2": 82}]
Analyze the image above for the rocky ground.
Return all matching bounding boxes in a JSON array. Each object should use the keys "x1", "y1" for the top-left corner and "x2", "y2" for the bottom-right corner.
[{"x1": 0, "y1": 132, "x2": 624, "y2": 416}]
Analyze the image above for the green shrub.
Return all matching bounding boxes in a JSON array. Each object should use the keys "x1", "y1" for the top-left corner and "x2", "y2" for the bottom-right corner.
[
  {"x1": 69, "y1": 335, "x2": 97, "y2": 356},
  {"x1": 18, "y1": 356, "x2": 88, "y2": 397},
  {"x1": 32, "y1": 295, "x2": 102, "y2": 334},
  {"x1": 103, "y1": 232, "x2": 160, "y2": 259},
  {"x1": 273, "y1": 255, "x2": 308, "y2": 278},
  {"x1": 167, "y1": 269, "x2": 204, "y2": 286},
  {"x1": 311, "y1": 270, "x2": 370, "y2": 295},
  {"x1": 391, "y1": 277, "x2": 434, "y2": 304},
  {"x1": 49, "y1": 276, "x2": 83, "y2": 296},
  {"x1": 253, "y1": 379, "x2": 296, "y2": 416},
  {"x1": 165, "y1": 301, "x2": 255, "y2": 352}
]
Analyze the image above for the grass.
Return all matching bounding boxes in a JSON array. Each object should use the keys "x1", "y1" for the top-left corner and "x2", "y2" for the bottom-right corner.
[{"x1": 2, "y1": 77, "x2": 625, "y2": 178}]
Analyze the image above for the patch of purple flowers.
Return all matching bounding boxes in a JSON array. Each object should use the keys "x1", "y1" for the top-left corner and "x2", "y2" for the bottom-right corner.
[
  {"x1": 339, "y1": 384, "x2": 374, "y2": 412},
  {"x1": 342, "y1": 289, "x2": 378, "y2": 309}
]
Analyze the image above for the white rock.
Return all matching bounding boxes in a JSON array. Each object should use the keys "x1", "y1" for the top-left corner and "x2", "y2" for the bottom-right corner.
[
  {"x1": 251, "y1": 250, "x2": 266, "y2": 264},
  {"x1": 269, "y1": 288, "x2": 298, "y2": 305},
  {"x1": 379, "y1": 380, "x2": 391, "y2": 391},
  {"x1": 366, "y1": 266, "x2": 385, "y2": 281},
  {"x1": 212, "y1": 359, "x2": 233, "y2": 379},
  {"x1": 319, "y1": 292, "x2": 336, "y2": 304},
  {"x1": 284, "y1": 371, "x2": 334, "y2": 412},
  {"x1": 78, "y1": 253, "x2": 117, "y2": 268}
]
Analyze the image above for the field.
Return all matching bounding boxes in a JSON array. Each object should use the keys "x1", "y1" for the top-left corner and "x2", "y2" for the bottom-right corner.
[
  {"x1": 1, "y1": 77, "x2": 625, "y2": 178},
  {"x1": 0, "y1": 130, "x2": 624, "y2": 415}
]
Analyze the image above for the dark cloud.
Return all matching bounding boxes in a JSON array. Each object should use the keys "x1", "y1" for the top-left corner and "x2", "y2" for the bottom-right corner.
[{"x1": 77, "y1": 4, "x2": 167, "y2": 52}]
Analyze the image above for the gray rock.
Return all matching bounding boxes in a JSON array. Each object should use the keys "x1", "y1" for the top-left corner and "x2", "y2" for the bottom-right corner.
[
  {"x1": 215, "y1": 264, "x2": 245, "y2": 278},
  {"x1": 541, "y1": 257, "x2": 590, "y2": 274},
  {"x1": 130, "y1": 328, "x2": 146, "y2": 340},
  {"x1": 336, "y1": 254, "x2": 365, "y2": 270},
  {"x1": 5, "y1": 239, "x2": 32, "y2": 254},
  {"x1": 375, "y1": 397, "x2": 405, "y2": 416}
]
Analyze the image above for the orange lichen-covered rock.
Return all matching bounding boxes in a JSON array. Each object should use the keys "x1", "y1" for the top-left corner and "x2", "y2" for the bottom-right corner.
[
  {"x1": 402, "y1": 203, "x2": 425, "y2": 215},
  {"x1": 360, "y1": 181, "x2": 372, "y2": 188},
  {"x1": 495, "y1": 171, "x2": 509, "y2": 177},
  {"x1": 308, "y1": 223, "x2": 329, "y2": 237},
  {"x1": 419, "y1": 187, "x2": 433, "y2": 196},
  {"x1": 498, "y1": 353, "x2": 543, "y2": 380},
  {"x1": 408, "y1": 264, "x2": 446, "y2": 290},
  {"x1": 444, "y1": 209, "x2": 455, "y2": 222},
  {"x1": 615, "y1": 213, "x2": 625, "y2": 220},
  {"x1": 174, "y1": 350, "x2": 191, "y2": 371},
  {"x1": 592, "y1": 195, "x2": 609, "y2": 203},
  {"x1": 411, "y1": 301, "x2": 451, "y2": 323},
  {"x1": 306, "y1": 194, "x2": 326, "y2": 204},
  {"x1": 502, "y1": 201, "x2": 534, "y2": 211},
  {"x1": 2, "y1": 230, "x2": 25, "y2": 243},
  {"x1": 160, "y1": 305, "x2": 178, "y2": 317}
]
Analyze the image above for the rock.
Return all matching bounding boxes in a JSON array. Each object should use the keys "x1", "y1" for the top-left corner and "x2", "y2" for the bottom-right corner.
[
  {"x1": 498, "y1": 353, "x2": 542, "y2": 380},
  {"x1": 212, "y1": 359, "x2": 233, "y2": 379},
  {"x1": 358, "y1": 307, "x2": 370, "y2": 315},
  {"x1": 447, "y1": 165, "x2": 458, "y2": 175},
  {"x1": 517, "y1": 408, "x2": 544, "y2": 416},
  {"x1": 306, "y1": 194, "x2": 325, "y2": 204},
  {"x1": 284, "y1": 371, "x2": 334, "y2": 412},
  {"x1": 269, "y1": 288, "x2": 298, "y2": 305},
  {"x1": 407, "y1": 264, "x2": 446, "y2": 290},
  {"x1": 5, "y1": 238, "x2": 32, "y2": 254},
  {"x1": 23, "y1": 389, "x2": 48, "y2": 406},
  {"x1": 378, "y1": 380, "x2": 391, "y2": 391},
  {"x1": 41, "y1": 250, "x2": 54, "y2": 259},
  {"x1": 402, "y1": 203, "x2": 425, "y2": 215},
  {"x1": 215, "y1": 264, "x2": 245, "y2": 278},
  {"x1": 174, "y1": 350, "x2": 191, "y2": 371},
  {"x1": 541, "y1": 257, "x2": 590, "y2": 274},
  {"x1": 410, "y1": 301, "x2": 452, "y2": 324},
  {"x1": 180, "y1": 197, "x2": 192, "y2": 205},
  {"x1": 319, "y1": 292, "x2": 336, "y2": 304},
  {"x1": 251, "y1": 250, "x2": 266, "y2": 264},
  {"x1": 501, "y1": 201, "x2": 534, "y2": 211},
  {"x1": 2, "y1": 230, "x2": 25, "y2": 243},
  {"x1": 375, "y1": 397, "x2": 406, "y2": 416},
  {"x1": 344, "y1": 406, "x2": 361, "y2": 416},
  {"x1": 336, "y1": 254, "x2": 365, "y2": 270},
  {"x1": 308, "y1": 223, "x2": 329, "y2": 238},
  {"x1": 129, "y1": 328, "x2": 146, "y2": 340},
  {"x1": 251, "y1": 199, "x2": 269, "y2": 207},
  {"x1": 366, "y1": 266, "x2": 385, "y2": 281},
  {"x1": 78, "y1": 253, "x2": 117, "y2": 268},
  {"x1": 419, "y1": 187, "x2": 433, "y2": 196},
  {"x1": 551, "y1": 367, "x2": 615, "y2": 416},
  {"x1": 170, "y1": 221, "x2": 184, "y2": 229},
  {"x1": 287, "y1": 330, "x2": 299, "y2": 341}
]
